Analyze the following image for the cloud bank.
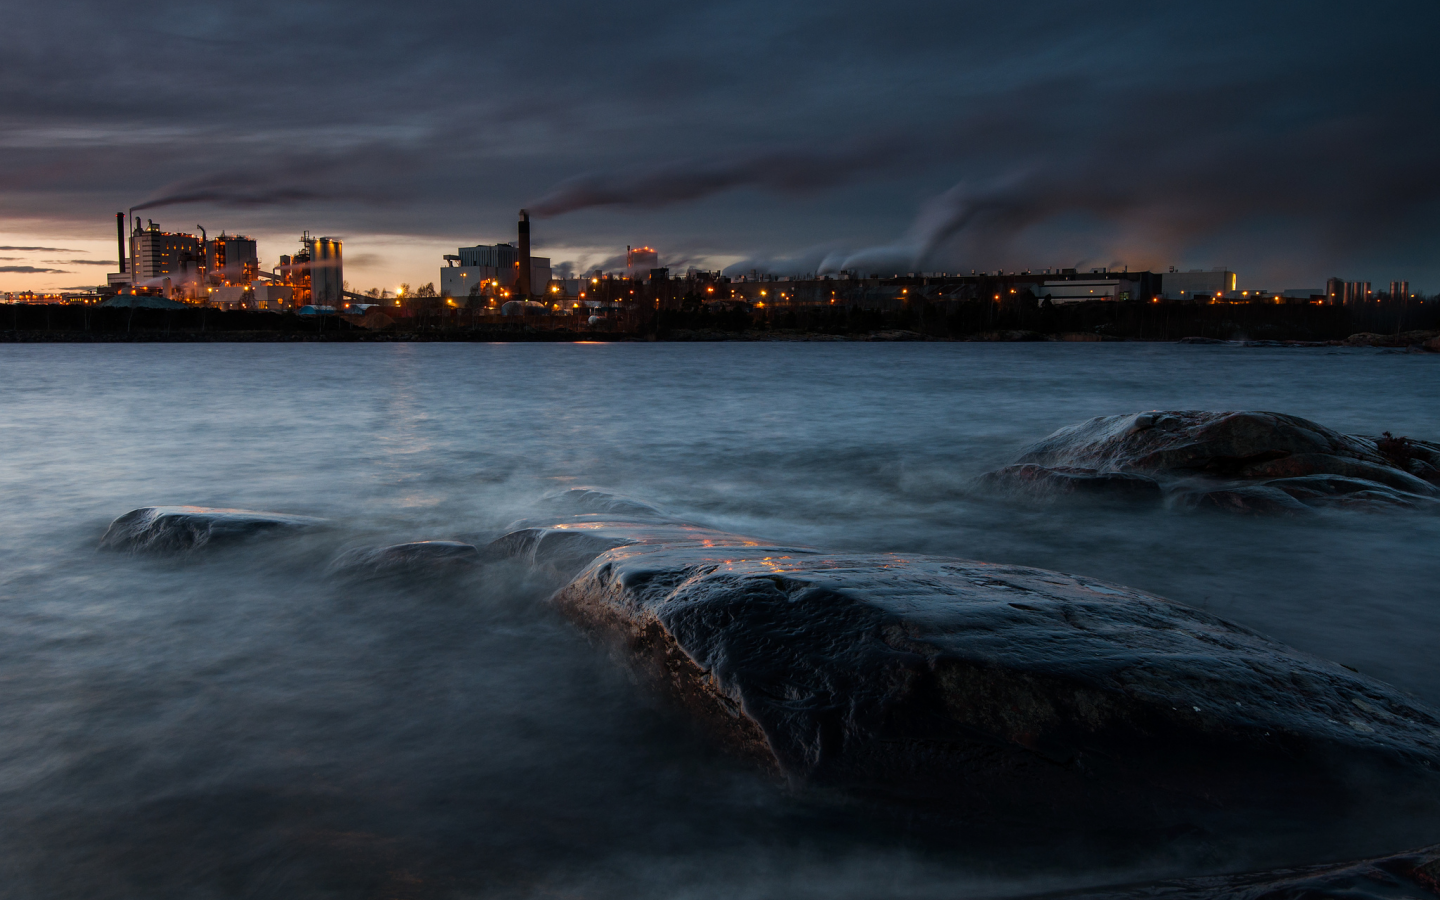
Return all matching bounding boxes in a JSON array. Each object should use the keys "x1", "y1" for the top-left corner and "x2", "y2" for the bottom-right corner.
[{"x1": 0, "y1": 0, "x2": 1436, "y2": 288}]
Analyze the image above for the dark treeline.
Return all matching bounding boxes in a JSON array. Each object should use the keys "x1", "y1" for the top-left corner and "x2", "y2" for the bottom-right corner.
[
  {"x1": 0, "y1": 305, "x2": 581, "y2": 341},
  {"x1": 2, "y1": 297, "x2": 1437, "y2": 342}
]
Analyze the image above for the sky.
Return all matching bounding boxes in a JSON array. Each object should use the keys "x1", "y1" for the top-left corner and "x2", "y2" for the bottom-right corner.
[{"x1": 1, "y1": 0, "x2": 1437, "y2": 293}]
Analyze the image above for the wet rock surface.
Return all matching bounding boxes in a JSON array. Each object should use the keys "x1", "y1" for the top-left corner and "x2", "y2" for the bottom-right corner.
[
  {"x1": 487, "y1": 511, "x2": 1440, "y2": 854},
  {"x1": 328, "y1": 540, "x2": 482, "y2": 577},
  {"x1": 99, "y1": 506, "x2": 329, "y2": 552},
  {"x1": 980, "y1": 411, "x2": 1440, "y2": 513}
]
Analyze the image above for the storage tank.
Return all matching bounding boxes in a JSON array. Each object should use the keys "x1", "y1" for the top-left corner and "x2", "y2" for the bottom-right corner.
[{"x1": 304, "y1": 234, "x2": 343, "y2": 305}]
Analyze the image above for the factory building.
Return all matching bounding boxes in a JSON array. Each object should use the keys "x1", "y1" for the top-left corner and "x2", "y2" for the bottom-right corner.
[
  {"x1": 130, "y1": 219, "x2": 203, "y2": 282},
  {"x1": 1157, "y1": 269, "x2": 1237, "y2": 300},
  {"x1": 99, "y1": 212, "x2": 349, "y2": 310},
  {"x1": 441, "y1": 239, "x2": 549, "y2": 298},
  {"x1": 206, "y1": 232, "x2": 258, "y2": 285},
  {"x1": 271, "y1": 234, "x2": 343, "y2": 306},
  {"x1": 1038, "y1": 272, "x2": 1156, "y2": 303},
  {"x1": 1325, "y1": 278, "x2": 1372, "y2": 304},
  {"x1": 626, "y1": 246, "x2": 658, "y2": 277},
  {"x1": 110, "y1": 216, "x2": 262, "y2": 301}
]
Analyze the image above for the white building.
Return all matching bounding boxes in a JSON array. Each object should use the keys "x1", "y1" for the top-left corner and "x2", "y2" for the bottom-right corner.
[
  {"x1": 442, "y1": 241, "x2": 550, "y2": 298},
  {"x1": 1159, "y1": 269, "x2": 1237, "y2": 300}
]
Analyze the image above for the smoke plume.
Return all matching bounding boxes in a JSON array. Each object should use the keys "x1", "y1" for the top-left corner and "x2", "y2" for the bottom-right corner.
[
  {"x1": 130, "y1": 148, "x2": 412, "y2": 213},
  {"x1": 529, "y1": 141, "x2": 909, "y2": 217}
]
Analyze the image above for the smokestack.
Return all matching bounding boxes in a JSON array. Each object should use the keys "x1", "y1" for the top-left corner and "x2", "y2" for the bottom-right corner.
[
  {"x1": 518, "y1": 209, "x2": 531, "y2": 299},
  {"x1": 115, "y1": 212, "x2": 127, "y2": 274}
]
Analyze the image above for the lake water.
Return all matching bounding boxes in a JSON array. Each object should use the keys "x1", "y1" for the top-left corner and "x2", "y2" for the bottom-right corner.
[{"x1": 0, "y1": 342, "x2": 1436, "y2": 898}]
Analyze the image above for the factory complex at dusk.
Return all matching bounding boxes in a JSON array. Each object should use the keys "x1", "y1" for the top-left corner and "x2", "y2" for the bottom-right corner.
[{"x1": 0, "y1": 210, "x2": 1426, "y2": 332}]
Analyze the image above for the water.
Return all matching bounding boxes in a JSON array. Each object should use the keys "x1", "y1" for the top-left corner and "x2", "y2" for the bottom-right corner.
[{"x1": 0, "y1": 342, "x2": 1436, "y2": 898}]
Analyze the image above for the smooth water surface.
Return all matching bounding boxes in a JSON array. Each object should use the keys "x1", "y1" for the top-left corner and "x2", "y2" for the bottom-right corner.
[{"x1": 0, "y1": 342, "x2": 1436, "y2": 898}]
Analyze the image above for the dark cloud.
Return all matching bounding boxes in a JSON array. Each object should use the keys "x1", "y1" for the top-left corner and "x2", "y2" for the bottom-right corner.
[
  {"x1": 44, "y1": 259, "x2": 112, "y2": 265},
  {"x1": 0, "y1": 266, "x2": 68, "y2": 273},
  {"x1": 0, "y1": 246, "x2": 75, "y2": 252},
  {"x1": 529, "y1": 141, "x2": 912, "y2": 217},
  {"x1": 0, "y1": 0, "x2": 1437, "y2": 287}
]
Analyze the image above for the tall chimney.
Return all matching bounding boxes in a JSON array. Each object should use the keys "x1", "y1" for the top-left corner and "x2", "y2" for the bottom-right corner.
[
  {"x1": 517, "y1": 209, "x2": 531, "y2": 299},
  {"x1": 115, "y1": 212, "x2": 127, "y2": 274}
]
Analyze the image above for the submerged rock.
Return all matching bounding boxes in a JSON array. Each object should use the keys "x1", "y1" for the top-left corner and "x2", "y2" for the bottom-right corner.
[
  {"x1": 99, "y1": 506, "x2": 329, "y2": 552},
  {"x1": 328, "y1": 540, "x2": 481, "y2": 577},
  {"x1": 489, "y1": 515, "x2": 1440, "y2": 848},
  {"x1": 979, "y1": 411, "x2": 1440, "y2": 514}
]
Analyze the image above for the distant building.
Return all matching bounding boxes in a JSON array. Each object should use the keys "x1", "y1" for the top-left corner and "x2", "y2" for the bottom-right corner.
[
  {"x1": 1325, "y1": 278, "x2": 1372, "y2": 304},
  {"x1": 1028, "y1": 268, "x2": 1158, "y2": 303},
  {"x1": 1042, "y1": 278, "x2": 1125, "y2": 303},
  {"x1": 1158, "y1": 268, "x2": 1237, "y2": 300},
  {"x1": 461, "y1": 242, "x2": 520, "y2": 270},
  {"x1": 304, "y1": 234, "x2": 343, "y2": 305},
  {"x1": 1390, "y1": 280, "x2": 1410, "y2": 299},
  {"x1": 210, "y1": 285, "x2": 248, "y2": 310},
  {"x1": 207, "y1": 233, "x2": 258, "y2": 285},
  {"x1": 627, "y1": 246, "x2": 658, "y2": 277},
  {"x1": 130, "y1": 219, "x2": 202, "y2": 282},
  {"x1": 441, "y1": 242, "x2": 548, "y2": 297},
  {"x1": 251, "y1": 284, "x2": 292, "y2": 310}
]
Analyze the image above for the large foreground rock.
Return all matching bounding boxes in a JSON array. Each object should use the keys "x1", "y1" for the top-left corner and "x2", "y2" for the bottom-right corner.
[
  {"x1": 491, "y1": 515, "x2": 1440, "y2": 850},
  {"x1": 981, "y1": 411, "x2": 1440, "y2": 513},
  {"x1": 99, "y1": 506, "x2": 329, "y2": 552}
]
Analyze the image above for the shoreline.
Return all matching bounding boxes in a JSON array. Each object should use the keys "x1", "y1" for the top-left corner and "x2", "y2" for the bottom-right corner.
[{"x1": 1, "y1": 329, "x2": 1436, "y2": 348}]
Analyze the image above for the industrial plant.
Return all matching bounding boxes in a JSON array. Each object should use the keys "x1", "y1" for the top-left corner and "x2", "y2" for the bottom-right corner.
[
  {"x1": 102, "y1": 212, "x2": 345, "y2": 312},
  {"x1": 0, "y1": 206, "x2": 1428, "y2": 346}
]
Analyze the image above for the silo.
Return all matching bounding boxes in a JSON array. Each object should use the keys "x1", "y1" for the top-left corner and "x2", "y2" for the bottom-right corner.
[{"x1": 304, "y1": 234, "x2": 343, "y2": 305}]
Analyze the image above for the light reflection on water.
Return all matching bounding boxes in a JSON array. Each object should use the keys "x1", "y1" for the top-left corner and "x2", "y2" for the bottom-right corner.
[{"x1": 0, "y1": 343, "x2": 1436, "y2": 898}]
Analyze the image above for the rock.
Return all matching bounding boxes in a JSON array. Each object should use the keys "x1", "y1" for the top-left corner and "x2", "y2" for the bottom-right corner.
[
  {"x1": 1018, "y1": 411, "x2": 1390, "y2": 475},
  {"x1": 1177, "y1": 336, "x2": 1227, "y2": 344},
  {"x1": 328, "y1": 540, "x2": 481, "y2": 577},
  {"x1": 1358, "y1": 433, "x2": 1440, "y2": 486},
  {"x1": 1265, "y1": 475, "x2": 1440, "y2": 510},
  {"x1": 1168, "y1": 483, "x2": 1313, "y2": 515},
  {"x1": 99, "y1": 506, "x2": 329, "y2": 552},
  {"x1": 976, "y1": 464, "x2": 1162, "y2": 501},
  {"x1": 1345, "y1": 331, "x2": 1439, "y2": 348},
  {"x1": 1240, "y1": 453, "x2": 1440, "y2": 497},
  {"x1": 494, "y1": 516, "x2": 1440, "y2": 847},
  {"x1": 980, "y1": 411, "x2": 1440, "y2": 514},
  {"x1": 1053, "y1": 843, "x2": 1440, "y2": 899},
  {"x1": 1426, "y1": 335, "x2": 1440, "y2": 353}
]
